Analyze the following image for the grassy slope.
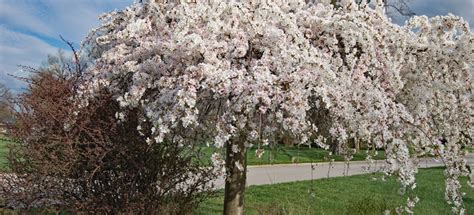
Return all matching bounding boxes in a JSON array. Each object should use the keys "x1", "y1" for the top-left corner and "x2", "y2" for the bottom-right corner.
[
  {"x1": 197, "y1": 167, "x2": 474, "y2": 215},
  {"x1": 201, "y1": 145, "x2": 386, "y2": 166}
]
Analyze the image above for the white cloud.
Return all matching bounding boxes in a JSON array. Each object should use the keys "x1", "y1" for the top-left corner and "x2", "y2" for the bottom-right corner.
[
  {"x1": 0, "y1": 0, "x2": 132, "y2": 42},
  {"x1": 0, "y1": 1, "x2": 55, "y2": 37},
  {"x1": 0, "y1": 26, "x2": 60, "y2": 94},
  {"x1": 0, "y1": 0, "x2": 132, "y2": 93}
]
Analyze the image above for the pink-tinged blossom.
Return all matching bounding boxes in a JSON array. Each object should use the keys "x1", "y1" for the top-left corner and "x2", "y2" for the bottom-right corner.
[{"x1": 78, "y1": 0, "x2": 472, "y2": 213}]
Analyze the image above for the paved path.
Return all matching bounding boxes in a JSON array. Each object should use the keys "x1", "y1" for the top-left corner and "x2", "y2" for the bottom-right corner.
[{"x1": 215, "y1": 155, "x2": 474, "y2": 189}]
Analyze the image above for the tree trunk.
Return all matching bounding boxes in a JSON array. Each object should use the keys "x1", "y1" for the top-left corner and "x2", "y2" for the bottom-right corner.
[
  {"x1": 223, "y1": 137, "x2": 247, "y2": 215},
  {"x1": 330, "y1": 139, "x2": 340, "y2": 155},
  {"x1": 354, "y1": 138, "x2": 360, "y2": 153}
]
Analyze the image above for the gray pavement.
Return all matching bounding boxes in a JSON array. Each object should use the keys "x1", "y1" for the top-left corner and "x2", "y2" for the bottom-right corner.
[{"x1": 215, "y1": 155, "x2": 474, "y2": 189}]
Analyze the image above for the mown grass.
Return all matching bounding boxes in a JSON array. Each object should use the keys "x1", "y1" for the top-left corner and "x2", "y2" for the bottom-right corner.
[
  {"x1": 200, "y1": 145, "x2": 385, "y2": 166},
  {"x1": 466, "y1": 146, "x2": 474, "y2": 153},
  {"x1": 0, "y1": 135, "x2": 12, "y2": 171},
  {"x1": 196, "y1": 167, "x2": 474, "y2": 214},
  {"x1": 0, "y1": 139, "x2": 386, "y2": 171}
]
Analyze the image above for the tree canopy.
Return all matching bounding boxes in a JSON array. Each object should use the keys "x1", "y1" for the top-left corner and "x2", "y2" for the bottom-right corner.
[{"x1": 79, "y1": 0, "x2": 472, "y2": 214}]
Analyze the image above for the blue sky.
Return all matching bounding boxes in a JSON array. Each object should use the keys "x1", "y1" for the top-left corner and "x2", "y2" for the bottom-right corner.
[
  {"x1": 0, "y1": 0, "x2": 133, "y2": 93},
  {"x1": 0, "y1": 0, "x2": 473, "y2": 94}
]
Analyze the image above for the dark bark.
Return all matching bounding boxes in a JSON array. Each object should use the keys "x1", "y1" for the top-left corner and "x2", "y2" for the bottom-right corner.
[
  {"x1": 223, "y1": 137, "x2": 247, "y2": 215},
  {"x1": 354, "y1": 138, "x2": 360, "y2": 153}
]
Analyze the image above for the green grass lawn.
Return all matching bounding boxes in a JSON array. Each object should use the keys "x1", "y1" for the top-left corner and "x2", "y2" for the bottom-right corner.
[
  {"x1": 200, "y1": 145, "x2": 386, "y2": 166},
  {"x1": 466, "y1": 146, "x2": 474, "y2": 153},
  {"x1": 0, "y1": 139, "x2": 385, "y2": 171},
  {"x1": 196, "y1": 167, "x2": 474, "y2": 215},
  {"x1": 0, "y1": 136, "x2": 11, "y2": 171}
]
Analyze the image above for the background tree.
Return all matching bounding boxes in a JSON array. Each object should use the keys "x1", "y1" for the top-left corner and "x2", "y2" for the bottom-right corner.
[
  {"x1": 2, "y1": 48, "x2": 218, "y2": 213},
  {"x1": 0, "y1": 83, "x2": 13, "y2": 124}
]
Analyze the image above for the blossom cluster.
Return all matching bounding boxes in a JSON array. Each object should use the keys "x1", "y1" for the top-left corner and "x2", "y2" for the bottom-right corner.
[{"x1": 78, "y1": 0, "x2": 472, "y2": 213}]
